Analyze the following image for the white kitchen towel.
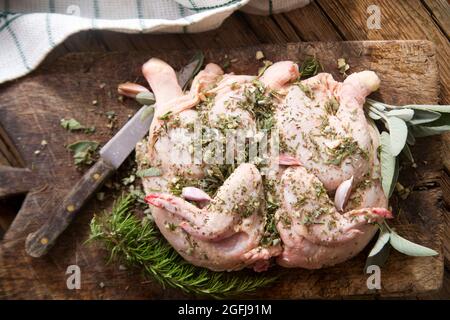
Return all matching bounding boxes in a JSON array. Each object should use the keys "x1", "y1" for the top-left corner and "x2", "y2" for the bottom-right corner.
[{"x1": 0, "y1": 0, "x2": 309, "y2": 84}]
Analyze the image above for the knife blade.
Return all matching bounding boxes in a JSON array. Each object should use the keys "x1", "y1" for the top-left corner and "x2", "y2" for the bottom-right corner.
[{"x1": 25, "y1": 53, "x2": 203, "y2": 258}]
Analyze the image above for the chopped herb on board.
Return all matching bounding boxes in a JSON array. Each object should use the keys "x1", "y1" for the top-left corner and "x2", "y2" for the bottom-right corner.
[
  {"x1": 67, "y1": 140, "x2": 99, "y2": 166},
  {"x1": 337, "y1": 58, "x2": 350, "y2": 77},
  {"x1": 61, "y1": 118, "x2": 95, "y2": 133}
]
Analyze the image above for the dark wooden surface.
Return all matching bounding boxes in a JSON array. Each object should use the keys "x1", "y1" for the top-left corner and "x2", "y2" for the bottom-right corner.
[
  {"x1": 0, "y1": 0, "x2": 449, "y2": 299},
  {"x1": 0, "y1": 41, "x2": 446, "y2": 299}
]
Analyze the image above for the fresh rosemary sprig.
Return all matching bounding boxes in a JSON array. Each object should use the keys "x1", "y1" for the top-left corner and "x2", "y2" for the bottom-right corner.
[{"x1": 88, "y1": 194, "x2": 278, "y2": 299}]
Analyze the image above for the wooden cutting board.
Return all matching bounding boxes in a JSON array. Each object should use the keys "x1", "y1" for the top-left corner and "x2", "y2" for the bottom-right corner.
[{"x1": 0, "y1": 41, "x2": 445, "y2": 299}]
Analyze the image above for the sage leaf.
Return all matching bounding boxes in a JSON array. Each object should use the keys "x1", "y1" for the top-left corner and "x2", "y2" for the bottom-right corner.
[
  {"x1": 368, "y1": 110, "x2": 381, "y2": 120},
  {"x1": 368, "y1": 225, "x2": 390, "y2": 257},
  {"x1": 366, "y1": 99, "x2": 386, "y2": 111},
  {"x1": 386, "y1": 116, "x2": 407, "y2": 156},
  {"x1": 410, "y1": 124, "x2": 450, "y2": 137},
  {"x1": 61, "y1": 118, "x2": 83, "y2": 131},
  {"x1": 401, "y1": 143, "x2": 414, "y2": 163},
  {"x1": 389, "y1": 158, "x2": 399, "y2": 198},
  {"x1": 136, "y1": 91, "x2": 155, "y2": 105},
  {"x1": 422, "y1": 113, "x2": 450, "y2": 127},
  {"x1": 140, "y1": 105, "x2": 155, "y2": 121},
  {"x1": 136, "y1": 167, "x2": 162, "y2": 178},
  {"x1": 365, "y1": 242, "x2": 391, "y2": 271},
  {"x1": 404, "y1": 104, "x2": 450, "y2": 113},
  {"x1": 178, "y1": 51, "x2": 204, "y2": 90},
  {"x1": 380, "y1": 132, "x2": 396, "y2": 198},
  {"x1": 406, "y1": 128, "x2": 416, "y2": 145},
  {"x1": 389, "y1": 231, "x2": 438, "y2": 257},
  {"x1": 386, "y1": 109, "x2": 414, "y2": 121},
  {"x1": 61, "y1": 118, "x2": 95, "y2": 133},
  {"x1": 67, "y1": 140, "x2": 99, "y2": 166},
  {"x1": 408, "y1": 109, "x2": 441, "y2": 125}
]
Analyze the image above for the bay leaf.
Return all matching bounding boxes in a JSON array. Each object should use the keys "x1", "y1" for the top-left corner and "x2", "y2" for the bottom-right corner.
[
  {"x1": 389, "y1": 231, "x2": 438, "y2": 257},
  {"x1": 386, "y1": 116, "x2": 407, "y2": 156}
]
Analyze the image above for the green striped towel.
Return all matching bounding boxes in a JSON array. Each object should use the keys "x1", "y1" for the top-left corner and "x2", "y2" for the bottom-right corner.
[{"x1": 0, "y1": 0, "x2": 309, "y2": 84}]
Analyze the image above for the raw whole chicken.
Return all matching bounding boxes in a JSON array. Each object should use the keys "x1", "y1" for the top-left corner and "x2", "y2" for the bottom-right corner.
[{"x1": 134, "y1": 57, "x2": 391, "y2": 272}]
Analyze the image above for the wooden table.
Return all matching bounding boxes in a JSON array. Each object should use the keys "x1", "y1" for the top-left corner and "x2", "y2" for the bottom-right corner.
[{"x1": 1, "y1": 0, "x2": 449, "y2": 299}]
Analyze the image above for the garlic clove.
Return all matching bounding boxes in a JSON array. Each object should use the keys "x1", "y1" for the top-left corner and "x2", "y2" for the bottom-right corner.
[
  {"x1": 334, "y1": 176, "x2": 354, "y2": 212},
  {"x1": 182, "y1": 187, "x2": 212, "y2": 202}
]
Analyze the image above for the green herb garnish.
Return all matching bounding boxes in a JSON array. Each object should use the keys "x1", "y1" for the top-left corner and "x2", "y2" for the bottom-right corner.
[
  {"x1": 88, "y1": 194, "x2": 278, "y2": 298},
  {"x1": 324, "y1": 97, "x2": 339, "y2": 115},
  {"x1": 158, "y1": 111, "x2": 173, "y2": 121},
  {"x1": 67, "y1": 140, "x2": 99, "y2": 165},
  {"x1": 299, "y1": 57, "x2": 322, "y2": 79},
  {"x1": 61, "y1": 118, "x2": 95, "y2": 133},
  {"x1": 326, "y1": 137, "x2": 368, "y2": 166}
]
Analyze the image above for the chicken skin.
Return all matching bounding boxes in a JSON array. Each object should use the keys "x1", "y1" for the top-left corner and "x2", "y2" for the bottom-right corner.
[
  {"x1": 145, "y1": 163, "x2": 280, "y2": 272},
  {"x1": 136, "y1": 57, "x2": 390, "y2": 272},
  {"x1": 275, "y1": 166, "x2": 391, "y2": 268}
]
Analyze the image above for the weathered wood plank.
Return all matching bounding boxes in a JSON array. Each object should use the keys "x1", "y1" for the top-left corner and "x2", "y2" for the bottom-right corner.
[
  {"x1": 0, "y1": 166, "x2": 40, "y2": 199},
  {"x1": 242, "y1": 12, "x2": 301, "y2": 43},
  {"x1": 316, "y1": 0, "x2": 450, "y2": 104},
  {"x1": 0, "y1": 125, "x2": 24, "y2": 168},
  {"x1": 282, "y1": 2, "x2": 343, "y2": 41},
  {"x1": 422, "y1": 0, "x2": 450, "y2": 39},
  {"x1": 0, "y1": 41, "x2": 443, "y2": 299}
]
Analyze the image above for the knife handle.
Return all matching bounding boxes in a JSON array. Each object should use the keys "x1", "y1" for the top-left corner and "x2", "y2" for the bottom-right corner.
[{"x1": 25, "y1": 158, "x2": 115, "y2": 258}]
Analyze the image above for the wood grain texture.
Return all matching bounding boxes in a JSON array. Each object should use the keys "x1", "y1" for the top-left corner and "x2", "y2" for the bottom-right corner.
[
  {"x1": 0, "y1": 41, "x2": 444, "y2": 299},
  {"x1": 0, "y1": 166, "x2": 39, "y2": 199},
  {"x1": 25, "y1": 158, "x2": 115, "y2": 258},
  {"x1": 316, "y1": 0, "x2": 450, "y2": 104},
  {"x1": 422, "y1": 0, "x2": 450, "y2": 39}
]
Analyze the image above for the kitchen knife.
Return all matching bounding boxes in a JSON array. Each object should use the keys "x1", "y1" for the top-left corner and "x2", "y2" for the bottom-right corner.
[{"x1": 25, "y1": 53, "x2": 203, "y2": 257}]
